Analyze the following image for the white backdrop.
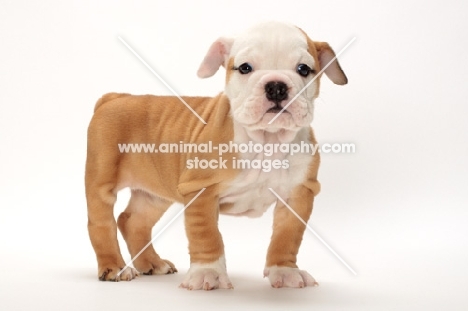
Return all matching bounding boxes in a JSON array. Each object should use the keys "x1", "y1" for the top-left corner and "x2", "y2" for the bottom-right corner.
[{"x1": 1, "y1": 0, "x2": 468, "y2": 310}]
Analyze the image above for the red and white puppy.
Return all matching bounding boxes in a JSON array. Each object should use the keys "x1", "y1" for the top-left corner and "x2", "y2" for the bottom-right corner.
[{"x1": 85, "y1": 21, "x2": 347, "y2": 290}]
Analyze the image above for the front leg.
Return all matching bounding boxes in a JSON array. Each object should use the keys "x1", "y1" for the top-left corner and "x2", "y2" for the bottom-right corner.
[
  {"x1": 180, "y1": 186, "x2": 233, "y2": 290},
  {"x1": 265, "y1": 185, "x2": 318, "y2": 288}
]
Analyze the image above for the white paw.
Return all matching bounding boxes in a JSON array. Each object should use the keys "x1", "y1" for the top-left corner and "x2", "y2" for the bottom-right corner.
[
  {"x1": 264, "y1": 266, "x2": 318, "y2": 288},
  {"x1": 118, "y1": 267, "x2": 139, "y2": 281},
  {"x1": 179, "y1": 256, "x2": 233, "y2": 290}
]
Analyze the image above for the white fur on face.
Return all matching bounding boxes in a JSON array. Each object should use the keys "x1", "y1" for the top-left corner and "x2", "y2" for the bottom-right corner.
[{"x1": 225, "y1": 22, "x2": 318, "y2": 139}]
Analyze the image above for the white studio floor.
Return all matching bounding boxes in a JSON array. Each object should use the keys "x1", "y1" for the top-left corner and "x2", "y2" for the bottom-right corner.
[
  {"x1": 1, "y1": 188, "x2": 467, "y2": 311},
  {"x1": 2, "y1": 1, "x2": 468, "y2": 310}
]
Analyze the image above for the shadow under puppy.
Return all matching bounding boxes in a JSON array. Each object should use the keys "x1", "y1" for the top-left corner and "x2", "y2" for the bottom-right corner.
[{"x1": 85, "y1": 21, "x2": 347, "y2": 290}]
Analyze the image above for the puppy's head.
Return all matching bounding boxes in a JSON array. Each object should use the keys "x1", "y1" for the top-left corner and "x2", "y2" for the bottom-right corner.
[{"x1": 198, "y1": 21, "x2": 347, "y2": 142}]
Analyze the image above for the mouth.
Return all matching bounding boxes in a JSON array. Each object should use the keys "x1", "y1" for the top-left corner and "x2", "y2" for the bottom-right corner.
[{"x1": 266, "y1": 107, "x2": 289, "y2": 114}]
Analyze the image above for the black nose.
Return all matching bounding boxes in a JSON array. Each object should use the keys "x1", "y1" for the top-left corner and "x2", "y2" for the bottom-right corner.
[{"x1": 265, "y1": 81, "x2": 288, "y2": 104}]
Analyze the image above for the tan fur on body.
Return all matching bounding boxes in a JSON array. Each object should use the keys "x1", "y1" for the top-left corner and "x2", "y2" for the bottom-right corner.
[{"x1": 86, "y1": 94, "x2": 239, "y2": 279}]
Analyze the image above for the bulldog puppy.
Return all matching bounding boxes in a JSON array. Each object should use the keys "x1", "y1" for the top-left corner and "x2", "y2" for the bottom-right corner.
[{"x1": 85, "y1": 21, "x2": 347, "y2": 290}]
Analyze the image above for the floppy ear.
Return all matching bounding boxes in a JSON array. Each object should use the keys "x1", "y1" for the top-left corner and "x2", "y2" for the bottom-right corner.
[
  {"x1": 314, "y1": 41, "x2": 348, "y2": 85},
  {"x1": 197, "y1": 37, "x2": 234, "y2": 78}
]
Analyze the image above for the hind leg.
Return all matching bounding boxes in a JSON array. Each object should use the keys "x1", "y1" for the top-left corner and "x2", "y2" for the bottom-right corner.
[
  {"x1": 86, "y1": 184, "x2": 138, "y2": 281},
  {"x1": 117, "y1": 190, "x2": 177, "y2": 275}
]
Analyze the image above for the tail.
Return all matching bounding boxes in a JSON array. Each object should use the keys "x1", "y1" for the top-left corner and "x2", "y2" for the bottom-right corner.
[{"x1": 94, "y1": 93, "x2": 131, "y2": 112}]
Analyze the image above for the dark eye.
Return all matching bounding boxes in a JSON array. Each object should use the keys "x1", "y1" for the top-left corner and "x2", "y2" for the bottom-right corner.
[
  {"x1": 237, "y1": 63, "x2": 253, "y2": 74},
  {"x1": 297, "y1": 64, "x2": 314, "y2": 77}
]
